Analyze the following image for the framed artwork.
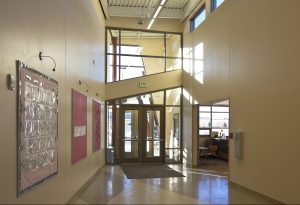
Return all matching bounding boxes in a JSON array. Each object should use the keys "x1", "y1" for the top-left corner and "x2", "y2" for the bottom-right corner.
[
  {"x1": 17, "y1": 61, "x2": 58, "y2": 196},
  {"x1": 92, "y1": 100, "x2": 101, "y2": 152},
  {"x1": 71, "y1": 89, "x2": 87, "y2": 164}
]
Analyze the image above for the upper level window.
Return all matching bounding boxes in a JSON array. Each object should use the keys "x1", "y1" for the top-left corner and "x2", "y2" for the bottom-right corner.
[
  {"x1": 211, "y1": 0, "x2": 225, "y2": 12},
  {"x1": 190, "y1": 4, "x2": 206, "y2": 32},
  {"x1": 106, "y1": 28, "x2": 183, "y2": 83}
]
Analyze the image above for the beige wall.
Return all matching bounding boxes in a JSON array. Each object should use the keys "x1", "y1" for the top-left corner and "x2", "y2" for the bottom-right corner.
[
  {"x1": 182, "y1": 0, "x2": 300, "y2": 203},
  {"x1": 105, "y1": 69, "x2": 182, "y2": 100},
  {"x1": 0, "y1": 0, "x2": 105, "y2": 204}
]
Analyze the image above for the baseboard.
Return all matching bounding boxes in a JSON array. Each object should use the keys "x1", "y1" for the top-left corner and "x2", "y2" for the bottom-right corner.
[
  {"x1": 66, "y1": 165, "x2": 105, "y2": 204},
  {"x1": 229, "y1": 180, "x2": 285, "y2": 204}
]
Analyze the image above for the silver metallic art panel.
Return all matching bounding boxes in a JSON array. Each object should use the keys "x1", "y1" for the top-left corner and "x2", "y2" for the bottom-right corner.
[{"x1": 17, "y1": 61, "x2": 58, "y2": 196}]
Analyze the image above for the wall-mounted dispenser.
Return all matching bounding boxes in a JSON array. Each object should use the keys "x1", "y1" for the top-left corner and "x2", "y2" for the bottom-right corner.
[
  {"x1": 234, "y1": 132, "x2": 243, "y2": 160},
  {"x1": 7, "y1": 74, "x2": 16, "y2": 91}
]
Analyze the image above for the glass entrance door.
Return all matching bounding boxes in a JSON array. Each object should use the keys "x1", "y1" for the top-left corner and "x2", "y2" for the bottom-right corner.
[
  {"x1": 119, "y1": 106, "x2": 164, "y2": 163},
  {"x1": 142, "y1": 108, "x2": 164, "y2": 163},
  {"x1": 119, "y1": 108, "x2": 140, "y2": 163}
]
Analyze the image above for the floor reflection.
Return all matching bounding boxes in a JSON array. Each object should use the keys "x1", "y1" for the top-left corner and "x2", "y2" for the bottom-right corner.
[{"x1": 69, "y1": 164, "x2": 276, "y2": 204}]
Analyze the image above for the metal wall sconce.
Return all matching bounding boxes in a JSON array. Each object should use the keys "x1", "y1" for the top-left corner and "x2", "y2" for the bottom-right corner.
[
  {"x1": 39, "y1": 52, "x2": 56, "y2": 72},
  {"x1": 79, "y1": 80, "x2": 89, "y2": 92},
  {"x1": 96, "y1": 92, "x2": 104, "y2": 103}
]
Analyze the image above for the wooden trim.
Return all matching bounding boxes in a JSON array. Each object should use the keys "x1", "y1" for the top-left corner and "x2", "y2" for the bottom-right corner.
[{"x1": 98, "y1": 0, "x2": 107, "y2": 20}]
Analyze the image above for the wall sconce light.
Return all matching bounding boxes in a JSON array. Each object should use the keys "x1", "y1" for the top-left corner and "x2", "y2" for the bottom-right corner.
[
  {"x1": 39, "y1": 52, "x2": 56, "y2": 72},
  {"x1": 79, "y1": 80, "x2": 89, "y2": 92},
  {"x1": 96, "y1": 92, "x2": 104, "y2": 103}
]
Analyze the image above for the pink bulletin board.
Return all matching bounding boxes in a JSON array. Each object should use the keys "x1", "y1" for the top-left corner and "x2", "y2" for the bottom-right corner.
[
  {"x1": 92, "y1": 100, "x2": 101, "y2": 152},
  {"x1": 71, "y1": 89, "x2": 87, "y2": 164}
]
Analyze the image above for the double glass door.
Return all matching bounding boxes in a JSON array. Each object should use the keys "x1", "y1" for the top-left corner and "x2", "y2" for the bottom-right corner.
[{"x1": 119, "y1": 106, "x2": 164, "y2": 163}]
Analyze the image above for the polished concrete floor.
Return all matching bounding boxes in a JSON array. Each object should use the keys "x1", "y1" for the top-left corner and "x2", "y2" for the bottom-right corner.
[
  {"x1": 69, "y1": 164, "x2": 276, "y2": 204},
  {"x1": 198, "y1": 158, "x2": 229, "y2": 174}
]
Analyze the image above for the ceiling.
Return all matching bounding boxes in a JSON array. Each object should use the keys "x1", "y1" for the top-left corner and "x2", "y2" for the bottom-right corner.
[{"x1": 107, "y1": 0, "x2": 189, "y2": 20}]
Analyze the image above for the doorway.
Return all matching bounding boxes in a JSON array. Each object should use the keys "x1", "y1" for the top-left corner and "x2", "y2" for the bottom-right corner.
[
  {"x1": 119, "y1": 105, "x2": 165, "y2": 163},
  {"x1": 197, "y1": 99, "x2": 230, "y2": 174}
]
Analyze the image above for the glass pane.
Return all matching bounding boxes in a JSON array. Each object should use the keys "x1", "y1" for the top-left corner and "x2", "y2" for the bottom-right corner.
[
  {"x1": 124, "y1": 110, "x2": 139, "y2": 139},
  {"x1": 146, "y1": 141, "x2": 160, "y2": 157},
  {"x1": 107, "y1": 54, "x2": 120, "y2": 83},
  {"x1": 119, "y1": 55, "x2": 144, "y2": 80},
  {"x1": 122, "y1": 91, "x2": 164, "y2": 105},
  {"x1": 124, "y1": 109, "x2": 139, "y2": 154},
  {"x1": 216, "y1": 0, "x2": 225, "y2": 8},
  {"x1": 199, "y1": 129, "x2": 210, "y2": 135},
  {"x1": 212, "y1": 113, "x2": 229, "y2": 128},
  {"x1": 106, "y1": 104, "x2": 116, "y2": 163},
  {"x1": 165, "y1": 149, "x2": 180, "y2": 163},
  {"x1": 146, "y1": 110, "x2": 161, "y2": 140},
  {"x1": 107, "y1": 105, "x2": 113, "y2": 148},
  {"x1": 124, "y1": 141, "x2": 139, "y2": 158},
  {"x1": 120, "y1": 45, "x2": 142, "y2": 55},
  {"x1": 107, "y1": 29, "x2": 120, "y2": 54},
  {"x1": 120, "y1": 30, "x2": 165, "y2": 57},
  {"x1": 212, "y1": 129, "x2": 229, "y2": 138},
  {"x1": 166, "y1": 87, "x2": 181, "y2": 105},
  {"x1": 165, "y1": 107, "x2": 180, "y2": 148},
  {"x1": 146, "y1": 109, "x2": 161, "y2": 157},
  {"x1": 142, "y1": 56, "x2": 165, "y2": 75},
  {"x1": 212, "y1": 120, "x2": 229, "y2": 128},
  {"x1": 166, "y1": 34, "x2": 181, "y2": 58},
  {"x1": 199, "y1": 112, "x2": 211, "y2": 128},
  {"x1": 166, "y1": 58, "x2": 181, "y2": 71},
  {"x1": 194, "y1": 6, "x2": 206, "y2": 29},
  {"x1": 199, "y1": 106, "x2": 211, "y2": 112},
  {"x1": 151, "y1": 91, "x2": 164, "y2": 105},
  {"x1": 212, "y1": 106, "x2": 229, "y2": 112},
  {"x1": 119, "y1": 56, "x2": 165, "y2": 80}
]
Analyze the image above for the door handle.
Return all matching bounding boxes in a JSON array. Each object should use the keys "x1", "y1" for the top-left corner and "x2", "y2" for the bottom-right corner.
[
  {"x1": 121, "y1": 139, "x2": 141, "y2": 141},
  {"x1": 145, "y1": 139, "x2": 164, "y2": 142}
]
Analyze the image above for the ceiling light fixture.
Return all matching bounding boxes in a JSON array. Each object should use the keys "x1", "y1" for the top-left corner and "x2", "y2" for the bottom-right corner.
[
  {"x1": 146, "y1": 0, "x2": 167, "y2": 30},
  {"x1": 153, "y1": 6, "x2": 162, "y2": 19},
  {"x1": 147, "y1": 19, "x2": 155, "y2": 30}
]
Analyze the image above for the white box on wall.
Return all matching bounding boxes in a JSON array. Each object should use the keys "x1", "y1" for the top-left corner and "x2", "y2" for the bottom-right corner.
[{"x1": 234, "y1": 132, "x2": 243, "y2": 160}]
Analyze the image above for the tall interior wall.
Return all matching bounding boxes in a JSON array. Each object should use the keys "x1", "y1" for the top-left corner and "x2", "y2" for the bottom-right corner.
[
  {"x1": 182, "y1": 0, "x2": 300, "y2": 203},
  {"x1": 0, "y1": 0, "x2": 106, "y2": 204}
]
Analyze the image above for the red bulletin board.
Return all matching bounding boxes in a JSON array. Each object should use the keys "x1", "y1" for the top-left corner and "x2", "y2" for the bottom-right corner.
[
  {"x1": 71, "y1": 89, "x2": 87, "y2": 164},
  {"x1": 92, "y1": 100, "x2": 101, "y2": 153}
]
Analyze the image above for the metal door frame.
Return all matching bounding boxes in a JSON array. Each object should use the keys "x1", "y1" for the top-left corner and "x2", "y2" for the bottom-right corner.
[{"x1": 119, "y1": 105, "x2": 165, "y2": 164}]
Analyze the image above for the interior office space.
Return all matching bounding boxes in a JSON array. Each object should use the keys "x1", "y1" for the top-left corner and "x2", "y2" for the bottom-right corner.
[{"x1": 0, "y1": 0, "x2": 300, "y2": 204}]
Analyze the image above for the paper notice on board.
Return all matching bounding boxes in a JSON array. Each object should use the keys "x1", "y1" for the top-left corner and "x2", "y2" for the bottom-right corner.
[{"x1": 74, "y1": 126, "x2": 86, "y2": 137}]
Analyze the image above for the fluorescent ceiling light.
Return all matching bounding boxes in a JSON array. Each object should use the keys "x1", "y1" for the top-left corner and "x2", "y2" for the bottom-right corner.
[
  {"x1": 160, "y1": 0, "x2": 166, "y2": 5},
  {"x1": 153, "y1": 6, "x2": 162, "y2": 19},
  {"x1": 147, "y1": 19, "x2": 155, "y2": 30}
]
